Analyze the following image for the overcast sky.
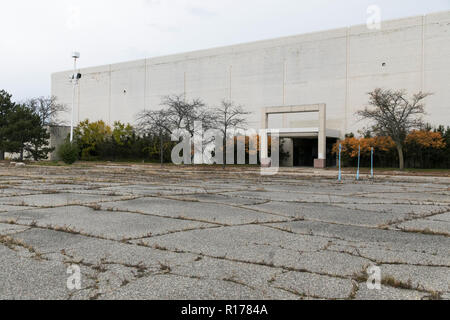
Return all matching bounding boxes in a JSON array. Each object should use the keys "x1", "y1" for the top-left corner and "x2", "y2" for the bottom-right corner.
[{"x1": 1, "y1": 0, "x2": 449, "y2": 101}]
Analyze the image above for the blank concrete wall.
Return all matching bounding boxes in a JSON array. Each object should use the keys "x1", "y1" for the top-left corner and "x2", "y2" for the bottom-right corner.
[
  {"x1": 425, "y1": 11, "x2": 450, "y2": 124},
  {"x1": 110, "y1": 60, "x2": 146, "y2": 123}
]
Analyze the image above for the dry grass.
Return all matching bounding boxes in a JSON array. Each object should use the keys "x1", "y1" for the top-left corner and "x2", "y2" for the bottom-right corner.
[
  {"x1": 0, "y1": 234, "x2": 45, "y2": 260},
  {"x1": 381, "y1": 275, "x2": 414, "y2": 290},
  {"x1": 86, "y1": 204, "x2": 102, "y2": 211},
  {"x1": 158, "y1": 262, "x2": 172, "y2": 273},
  {"x1": 351, "y1": 270, "x2": 369, "y2": 283},
  {"x1": 0, "y1": 235, "x2": 30, "y2": 251},
  {"x1": 423, "y1": 291, "x2": 443, "y2": 300},
  {"x1": 222, "y1": 276, "x2": 254, "y2": 290},
  {"x1": 153, "y1": 243, "x2": 168, "y2": 251},
  {"x1": 348, "y1": 281, "x2": 360, "y2": 300},
  {"x1": 400, "y1": 227, "x2": 450, "y2": 237}
]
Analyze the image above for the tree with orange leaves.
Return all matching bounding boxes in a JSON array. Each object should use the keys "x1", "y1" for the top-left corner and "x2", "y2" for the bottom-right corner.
[
  {"x1": 405, "y1": 130, "x2": 446, "y2": 168},
  {"x1": 357, "y1": 88, "x2": 431, "y2": 170},
  {"x1": 405, "y1": 130, "x2": 446, "y2": 149},
  {"x1": 332, "y1": 136, "x2": 395, "y2": 158}
]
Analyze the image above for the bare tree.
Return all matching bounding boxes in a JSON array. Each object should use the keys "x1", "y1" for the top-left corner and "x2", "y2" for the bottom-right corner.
[
  {"x1": 137, "y1": 95, "x2": 229, "y2": 166},
  {"x1": 357, "y1": 88, "x2": 431, "y2": 170},
  {"x1": 25, "y1": 96, "x2": 68, "y2": 126},
  {"x1": 161, "y1": 94, "x2": 215, "y2": 136},
  {"x1": 212, "y1": 100, "x2": 250, "y2": 168},
  {"x1": 136, "y1": 109, "x2": 171, "y2": 166}
]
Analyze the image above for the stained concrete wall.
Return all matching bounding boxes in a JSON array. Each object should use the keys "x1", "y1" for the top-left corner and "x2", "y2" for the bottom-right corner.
[
  {"x1": 48, "y1": 126, "x2": 70, "y2": 161},
  {"x1": 52, "y1": 11, "x2": 450, "y2": 138}
]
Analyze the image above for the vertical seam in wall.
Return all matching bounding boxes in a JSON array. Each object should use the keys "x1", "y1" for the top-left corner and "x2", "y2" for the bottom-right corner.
[
  {"x1": 345, "y1": 27, "x2": 350, "y2": 137},
  {"x1": 422, "y1": 15, "x2": 426, "y2": 92},
  {"x1": 108, "y1": 65, "x2": 112, "y2": 125},
  {"x1": 283, "y1": 59, "x2": 286, "y2": 105},
  {"x1": 229, "y1": 65, "x2": 232, "y2": 100},
  {"x1": 144, "y1": 59, "x2": 147, "y2": 111},
  {"x1": 184, "y1": 71, "x2": 187, "y2": 102},
  {"x1": 148, "y1": 62, "x2": 151, "y2": 109}
]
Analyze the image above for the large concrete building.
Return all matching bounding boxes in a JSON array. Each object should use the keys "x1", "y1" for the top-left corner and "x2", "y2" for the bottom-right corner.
[{"x1": 52, "y1": 10, "x2": 450, "y2": 167}]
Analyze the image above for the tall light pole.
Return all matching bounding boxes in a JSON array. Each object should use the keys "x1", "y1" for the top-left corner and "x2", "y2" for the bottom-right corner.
[{"x1": 70, "y1": 51, "x2": 81, "y2": 142}]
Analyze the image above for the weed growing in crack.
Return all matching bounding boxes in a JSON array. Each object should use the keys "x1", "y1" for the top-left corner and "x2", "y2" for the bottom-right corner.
[
  {"x1": 92, "y1": 263, "x2": 108, "y2": 273},
  {"x1": 86, "y1": 204, "x2": 102, "y2": 211},
  {"x1": 158, "y1": 262, "x2": 172, "y2": 273},
  {"x1": 422, "y1": 291, "x2": 442, "y2": 300},
  {"x1": 153, "y1": 243, "x2": 168, "y2": 251},
  {"x1": 400, "y1": 227, "x2": 449, "y2": 237},
  {"x1": 381, "y1": 275, "x2": 414, "y2": 290},
  {"x1": 352, "y1": 270, "x2": 369, "y2": 283},
  {"x1": 0, "y1": 235, "x2": 46, "y2": 260},
  {"x1": 348, "y1": 281, "x2": 360, "y2": 299}
]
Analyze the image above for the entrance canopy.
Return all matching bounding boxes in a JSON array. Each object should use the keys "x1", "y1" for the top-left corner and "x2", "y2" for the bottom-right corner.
[
  {"x1": 276, "y1": 128, "x2": 340, "y2": 139},
  {"x1": 261, "y1": 104, "x2": 338, "y2": 168}
]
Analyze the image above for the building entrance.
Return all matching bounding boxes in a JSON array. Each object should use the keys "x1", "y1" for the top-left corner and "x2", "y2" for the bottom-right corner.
[
  {"x1": 292, "y1": 138, "x2": 338, "y2": 167},
  {"x1": 293, "y1": 138, "x2": 317, "y2": 167}
]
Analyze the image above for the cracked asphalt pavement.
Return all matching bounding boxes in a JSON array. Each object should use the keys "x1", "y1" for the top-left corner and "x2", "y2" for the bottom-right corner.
[{"x1": 0, "y1": 163, "x2": 449, "y2": 300}]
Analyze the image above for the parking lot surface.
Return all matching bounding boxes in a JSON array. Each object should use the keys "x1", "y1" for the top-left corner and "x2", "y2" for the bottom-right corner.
[{"x1": 0, "y1": 163, "x2": 449, "y2": 300}]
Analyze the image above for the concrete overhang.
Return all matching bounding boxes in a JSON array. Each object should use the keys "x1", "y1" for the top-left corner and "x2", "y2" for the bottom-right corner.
[
  {"x1": 269, "y1": 128, "x2": 340, "y2": 139},
  {"x1": 262, "y1": 103, "x2": 330, "y2": 167}
]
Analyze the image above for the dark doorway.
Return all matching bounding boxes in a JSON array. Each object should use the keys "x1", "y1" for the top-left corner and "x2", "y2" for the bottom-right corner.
[
  {"x1": 293, "y1": 137, "x2": 339, "y2": 167},
  {"x1": 326, "y1": 138, "x2": 338, "y2": 167},
  {"x1": 293, "y1": 138, "x2": 317, "y2": 167}
]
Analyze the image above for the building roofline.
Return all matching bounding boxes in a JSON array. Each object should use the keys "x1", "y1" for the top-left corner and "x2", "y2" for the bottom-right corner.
[{"x1": 52, "y1": 9, "x2": 450, "y2": 76}]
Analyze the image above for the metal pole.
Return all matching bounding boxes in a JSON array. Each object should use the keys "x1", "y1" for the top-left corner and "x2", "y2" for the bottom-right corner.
[
  {"x1": 371, "y1": 147, "x2": 374, "y2": 178},
  {"x1": 336, "y1": 147, "x2": 339, "y2": 169},
  {"x1": 338, "y1": 144, "x2": 342, "y2": 182},
  {"x1": 70, "y1": 57, "x2": 77, "y2": 143},
  {"x1": 160, "y1": 132, "x2": 163, "y2": 167},
  {"x1": 356, "y1": 145, "x2": 361, "y2": 180}
]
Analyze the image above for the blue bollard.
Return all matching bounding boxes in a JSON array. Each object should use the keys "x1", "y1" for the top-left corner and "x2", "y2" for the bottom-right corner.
[
  {"x1": 338, "y1": 144, "x2": 342, "y2": 182},
  {"x1": 371, "y1": 147, "x2": 374, "y2": 179},
  {"x1": 356, "y1": 145, "x2": 361, "y2": 181}
]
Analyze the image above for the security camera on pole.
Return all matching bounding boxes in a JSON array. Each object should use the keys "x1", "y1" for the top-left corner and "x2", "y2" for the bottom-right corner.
[{"x1": 70, "y1": 51, "x2": 81, "y2": 143}]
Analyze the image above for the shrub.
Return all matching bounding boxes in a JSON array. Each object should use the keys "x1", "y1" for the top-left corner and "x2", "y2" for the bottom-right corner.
[
  {"x1": 332, "y1": 136, "x2": 397, "y2": 167},
  {"x1": 74, "y1": 120, "x2": 112, "y2": 160},
  {"x1": 332, "y1": 127, "x2": 449, "y2": 169},
  {"x1": 406, "y1": 130, "x2": 445, "y2": 149},
  {"x1": 57, "y1": 141, "x2": 79, "y2": 164}
]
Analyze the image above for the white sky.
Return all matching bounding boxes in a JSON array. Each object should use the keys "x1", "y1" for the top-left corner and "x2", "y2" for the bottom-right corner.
[{"x1": 1, "y1": 0, "x2": 449, "y2": 101}]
